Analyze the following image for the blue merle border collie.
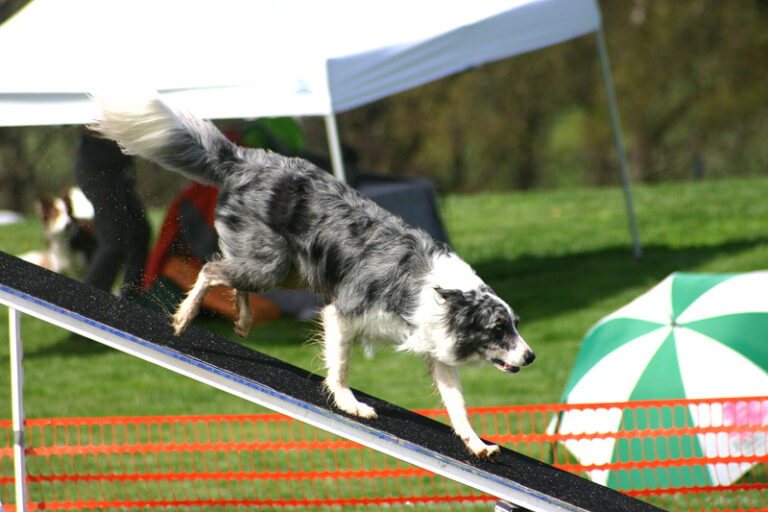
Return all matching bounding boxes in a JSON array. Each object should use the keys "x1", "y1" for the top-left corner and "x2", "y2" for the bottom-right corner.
[{"x1": 93, "y1": 96, "x2": 534, "y2": 460}]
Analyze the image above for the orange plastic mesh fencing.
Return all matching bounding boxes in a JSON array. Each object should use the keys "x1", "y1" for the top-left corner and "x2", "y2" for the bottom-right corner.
[{"x1": 1, "y1": 397, "x2": 766, "y2": 512}]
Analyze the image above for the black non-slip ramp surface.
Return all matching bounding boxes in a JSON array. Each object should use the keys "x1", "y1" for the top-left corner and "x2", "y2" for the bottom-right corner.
[{"x1": 0, "y1": 251, "x2": 661, "y2": 512}]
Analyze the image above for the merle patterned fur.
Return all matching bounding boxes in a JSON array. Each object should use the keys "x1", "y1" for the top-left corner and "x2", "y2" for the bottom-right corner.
[{"x1": 215, "y1": 151, "x2": 451, "y2": 319}]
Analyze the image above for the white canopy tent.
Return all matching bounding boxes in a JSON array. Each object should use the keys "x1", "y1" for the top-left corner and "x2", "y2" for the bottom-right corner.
[{"x1": 0, "y1": 0, "x2": 641, "y2": 256}]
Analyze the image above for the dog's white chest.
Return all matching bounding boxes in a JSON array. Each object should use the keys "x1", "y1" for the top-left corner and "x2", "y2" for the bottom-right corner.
[{"x1": 354, "y1": 310, "x2": 411, "y2": 348}]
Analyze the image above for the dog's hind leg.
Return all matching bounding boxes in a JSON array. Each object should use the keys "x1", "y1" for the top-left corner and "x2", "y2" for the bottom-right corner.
[
  {"x1": 173, "y1": 261, "x2": 233, "y2": 335},
  {"x1": 321, "y1": 304, "x2": 377, "y2": 419},
  {"x1": 234, "y1": 290, "x2": 252, "y2": 338},
  {"x1": 430, "y1": 360, "x2": 500, "y2": 460}
]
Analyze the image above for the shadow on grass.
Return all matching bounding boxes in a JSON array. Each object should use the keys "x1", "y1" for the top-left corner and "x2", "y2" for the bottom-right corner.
[
  {"x1": 474, "y1": 238, "x2": 768, "y2": 323},
  {"x1": 24, "y1": 332, "x2": 113, "y2": 359},
  {"x1": 198, "y1": 317, "x2": 317, "y2": 349}
]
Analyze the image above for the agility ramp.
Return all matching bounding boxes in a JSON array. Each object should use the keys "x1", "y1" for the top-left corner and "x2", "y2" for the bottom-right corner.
[{"x1": 0, "y1": 251, "x2": 660, "y2": 512}]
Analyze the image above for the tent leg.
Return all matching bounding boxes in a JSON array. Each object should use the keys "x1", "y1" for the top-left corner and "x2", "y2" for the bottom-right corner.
[
  {"x1": 324, "y1": 113, "x2": 347, "y2": 183},
  {"x1": 9, "y1": 308, "x2": 28, "y2": 512},
  {"x1": 597, "y1": 27, "x2": 642, "y2": 259}
]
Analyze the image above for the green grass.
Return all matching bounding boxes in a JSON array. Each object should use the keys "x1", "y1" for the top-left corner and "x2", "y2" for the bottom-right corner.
[{"x1": 1, "y1": 177, "x2": 767, "y2": 419}]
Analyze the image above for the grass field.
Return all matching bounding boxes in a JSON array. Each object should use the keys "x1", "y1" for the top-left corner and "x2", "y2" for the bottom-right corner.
[{"x1": 1, "y1": 177, "x2": 767, "y2": 420}]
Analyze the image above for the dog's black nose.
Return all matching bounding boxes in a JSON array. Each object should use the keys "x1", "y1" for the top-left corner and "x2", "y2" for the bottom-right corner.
[{"x1": 523, "y1": 350, "x2": 536, "y2": 366}]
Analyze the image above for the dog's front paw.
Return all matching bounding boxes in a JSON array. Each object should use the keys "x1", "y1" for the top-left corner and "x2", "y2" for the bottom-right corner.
[
  {"x1": 466, "y1": 438, "x2": 500, "y2": 460},
  {"x1": 346, "y1": 401, "x2": 378, "y2": 419},
  {"x1": 330, "y1": 388, "x2": 378, "y2": 419}
]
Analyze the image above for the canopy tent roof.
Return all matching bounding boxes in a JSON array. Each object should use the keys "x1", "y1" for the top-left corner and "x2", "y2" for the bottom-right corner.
[
  {"x1": 0, "y1": 0, "x2": 600, "y2": 125},
  {"x1": 0, "y1": 0, "x2": 642, "y2": 256}
]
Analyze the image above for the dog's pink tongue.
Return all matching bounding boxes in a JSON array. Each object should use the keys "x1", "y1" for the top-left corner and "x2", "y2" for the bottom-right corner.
[{"x1": 494, "y1": 361, "x2": 519, "y2": 373}]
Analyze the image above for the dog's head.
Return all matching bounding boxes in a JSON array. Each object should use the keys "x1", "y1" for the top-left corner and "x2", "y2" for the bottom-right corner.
[
  {"x1": 436, "y1": 287, "x2": 534, "y2": 373},
  {"x1": 35, "y1": 197, "x2": 73, "y2": 237},
  {"x1": 35, "y1": 188, "x2": 95, "y2": 243}
]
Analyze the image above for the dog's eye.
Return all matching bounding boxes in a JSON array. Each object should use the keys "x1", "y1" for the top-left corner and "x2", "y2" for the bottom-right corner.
[
  {"x1": 492, "y1": 320, "x2": 508, "y2": 333},
  {"x1": 513, "y1": 316, "x2": 520, "y2": 328}
]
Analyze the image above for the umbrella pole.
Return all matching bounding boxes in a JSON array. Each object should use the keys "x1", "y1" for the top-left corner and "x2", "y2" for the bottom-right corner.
[
  {"x1": 324, "y1": 113, "x2": 347, "y2": 183},
  {"x1": 597, "y1": 27, "x2": 642, "y2": 259}
]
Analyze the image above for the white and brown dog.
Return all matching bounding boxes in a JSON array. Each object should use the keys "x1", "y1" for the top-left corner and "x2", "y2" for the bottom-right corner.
[
  {"x1": 93, "y1": 97, "x2": 535, "y2": 460},
  {"x1": 21, "y1": 188, "x2": 96, "y2": 279}
]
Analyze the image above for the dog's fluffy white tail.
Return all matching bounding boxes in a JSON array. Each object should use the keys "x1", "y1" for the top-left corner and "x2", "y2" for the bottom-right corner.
[{"x1": 90, "y1": 95, "x2": 237, "y2": 185}]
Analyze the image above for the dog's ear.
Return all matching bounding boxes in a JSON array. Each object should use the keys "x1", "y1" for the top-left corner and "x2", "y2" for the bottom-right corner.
[
  {"x1": 434, "y1": 287, "x2": 466, "y2": 306},
  {"x1": 35, "y1": 197, "x2": 53, "y2": 221}
]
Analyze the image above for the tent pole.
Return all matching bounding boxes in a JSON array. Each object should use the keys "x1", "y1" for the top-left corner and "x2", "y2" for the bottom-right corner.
[
  {"x1": 597, "y1": 27, "x2": 642, "y2": 259},
  {"x1": 324, "y1": 113, "x2": 347, "y2": 183}
]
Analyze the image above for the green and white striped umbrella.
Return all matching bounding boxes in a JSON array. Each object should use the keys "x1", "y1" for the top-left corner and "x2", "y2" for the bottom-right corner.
[{"x1": 555, "y1": 271, "x2": 768, "y2": 488}]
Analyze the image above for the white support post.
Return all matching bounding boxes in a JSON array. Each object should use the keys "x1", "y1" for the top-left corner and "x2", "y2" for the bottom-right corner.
[
  {"x1": 9, "y1": 308, "x2": 28, "y2": 512},
  {"x1": 324, "y1": 113, "x2": 347, "y2": 183},
  {"x1": 597, "y1": 27, "x2": 642, "y2": 259}
]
